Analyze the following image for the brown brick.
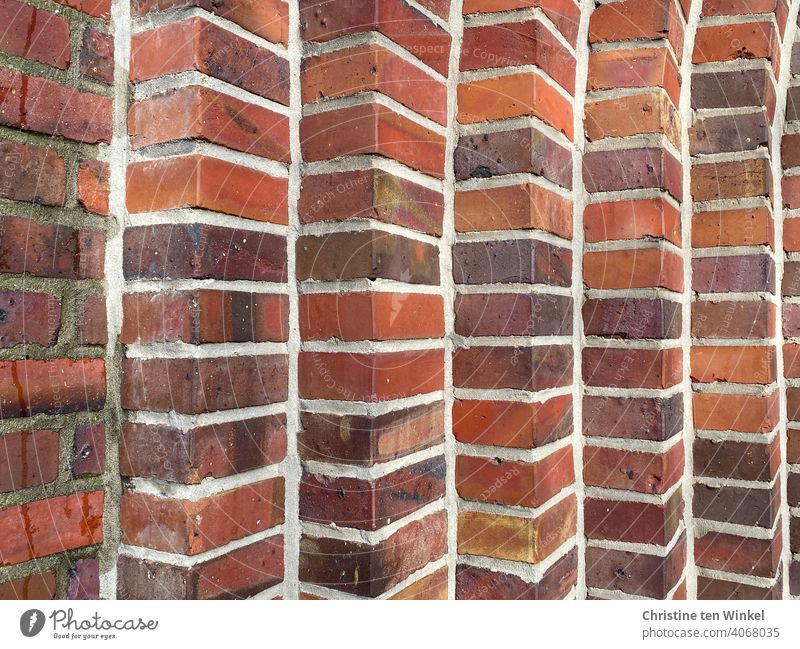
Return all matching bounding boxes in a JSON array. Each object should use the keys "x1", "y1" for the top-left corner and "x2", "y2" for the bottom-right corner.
[
  {"x1": 689, "y1": 110, "x2": 769, "y2": 155},
  {"x1": 584, "y1": 394, "x2": 683, "y2": 441},
  {"x1": 693, "y1": 482, "x2": 780, "y2": 528},
  {"x1": 454, "y1": 345, "x2": 572, "y2": 391},
  {"x1": 692, "y1": 255, "x2": 774, "y2": 293},
  {"x1": 583, "y1": 347, "x2": 682, "y2": 389},
  {"x1": 455, "y1": 293, "x2": 572, "y2": 337},
  {"x1": 454, "y1": 239, "x2": 571, "y2": 286},
  {"x1": 585, "y1": 489, "x2": 683, "y2": 545},
  {"x1": 583, "y1": 298, "x2": 681, "y2": 339},
  {"x1": 0, "y1": 140, "x2": 66, "y2": 206},
  {"x1": 584, "y1": 148, "x2": 682, "y2": 200}
]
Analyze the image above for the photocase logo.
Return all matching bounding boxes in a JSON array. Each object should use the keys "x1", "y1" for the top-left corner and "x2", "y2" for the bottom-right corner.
[{"x1": 20, "y1": 609, "x2": 45, "y2": 637}]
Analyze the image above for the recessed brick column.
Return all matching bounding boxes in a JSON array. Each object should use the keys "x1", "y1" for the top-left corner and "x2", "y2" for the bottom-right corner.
[
  {"x1": 690, "y1": 0, "x2": 787, "y2": 600},
  {"x1": 295, "y1": 0, "x2": 451, "y2": 599},
  {"x1": 117, "y1": 3, "x2": 290, "y2": 599},
  {"x1": 582, "y1": 0, "x2": 688, "y2": 600},
  {"x1": 453, "y1": 0, "x2": 580, "y2": 600}
]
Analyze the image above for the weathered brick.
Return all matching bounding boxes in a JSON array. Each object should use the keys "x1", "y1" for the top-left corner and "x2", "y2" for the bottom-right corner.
[
  {"x1": 299, "y1": 402, "x2": 444, "y2": 466},
  {"x1": 0, "y1": 572, "x2": 55, "y2": 600},
  {"x1": 458, "y1": 71, "x2": 574, "y2": 138},
  {"x1": 457, "y1": 446, "x2": 573, "y2": 507},
  {"x1": 0, "y1": 141, "x2": 66, "y2": 206},
  {"x1": 695, "y1": 530, "x2": 781, "y2": 578},
  {"x1": 583, "y1": 298, "x2": 681, "y2": 339},
  {"x1": 77, "y1": 160, "x2": 111, "y2": 215},
  {"x1": 0, "y1": 491, "x2": 104, "y2": 566},
  {"x1": 77, "y1": 296, "x2": 108, "y2": 346},
  {"x1": 300, "y1": 456, "x2": 445, "y2": 530},
  {"x1": 118, "y1": 535, "x2": 284, "y2": 599},
  {"x1": 454, "y1": 127, "x2": 572, "y2": 188},
  {"x1": 585, "y1": 91, "x2": 680, "y2": 148},
  {"x1": 458, "y1": 495, "x2": 576, "y2": 563},
  {"x1": 54, "y1": 0, "x2": 111, "y2": 18},
  {"x1": 0, "y1": 359, "x2": 106, "y2": 418},
  {"x1": 299, "y1": 350, "x2": 443, "y2": 401},
  {"x1": 584, "y1": 442, "x2": 684, "y2": 494},
  {"x1": 80, "y1": 27, "x2": 114, "y2": 84},
  {"x1": 0, "y1": 0, "x2": 71, "y2": 69},
  {"x1": 130, "y1": 17, "x2": 289, "y2": 104},
  {"x1": 585, "y1": 489, "x2": 683, "y2": 545},
  {"x1": 693, "y1": 482, "x2": 779, "y2": 528},
  {"x1": 693, "y1": 301, "x2": 774, "y2": 339},
  {"x1": 122, "y1": 355, "x2": 288, "y2": 414},
  {"x1": 453, "y1": 239, "x2": 571, "y2": 286},
  {"x1": 583, "y1": 347, "x2": 682, "y2": 389},
  {"x1": 299, "y1": 510, "x2": 447, "y2": 597},
  {"x1": 302, "y1": 44, "x2": 446, "y2": 125},
  {"x1": 694, "y1": 436, "x2": 779, "y2": 482},
  {"x1": 689, "y1": 111, "x2": 769, "y2": 155},
  {"x1": 584, "y1": 394, "x2": 683, "y2": 441},
  {"x1": 454, "y1": 345, "x2": 572, "y2": 391},
  {"x1": 694, "y1": 21, "x2": 774, "y2": 63},
  {"x1": 123, "y1": 224, "x2": 286, "y2": 282},
  {"x1": 691, "y1": 158, "x2": 771, "y2": 201},
  {"x1": 300, "y1": 292, "x2": 444, "y2": 341},
  {"x1": 588, "y1": 47, "x2": 680, "y2": 107},
  {"x1": 121, "y1": 478, "x2": 284, "y2": 554},
  {"x1": 590, "y1": 0, "x2": 684, "y2": 61},
  {"x1": 692, "y1": 68, "x2": 772, "y2": 110},
  {"x1": 692, "y1": 207, "x2": 773, "y2": 248},
  {"x1": 455, "y1": 183, "x2": 572, "y2": 238},
  {"x1": 692, "y1": 255, "x2": 774, "y2": 293},
  {"x1": 0, "y1": 429, "x2": 59, "y2": 492},
  {"x1": 0, "y1": 290, "x2": 61, "y2": 347},
  {"x1": 68, "y1": 557, "x2": 99, "y2": 600},
  {"x1": 299, "y1": 169, "x2": 444, "y2": 235},
  {"x1": 584, "y1": 148, "x2": 682, "y2": 199},
  {"x1": 390, "y1": 566, "x2": 448, "y2": 600},
  {"x1": 129, "y1": 86, "x2": 290, "y2": 161},
  {"x1": 71, "y1": 423, "x2": 105, "y2": 477},
  {"x1": 299, "y1": 0, "x2": 451, "y2": 75},
  {"x1": 300, "y1": 103, "x2": 446, "y2": 177},
  {"x1": 455, "y1": 292, "x2": 572, "y2": 337}
]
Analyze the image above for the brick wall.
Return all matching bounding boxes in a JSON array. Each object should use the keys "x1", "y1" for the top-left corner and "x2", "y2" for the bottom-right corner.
[{"x1": 1, "y1": 0, "x2": 800, "y2": 601}]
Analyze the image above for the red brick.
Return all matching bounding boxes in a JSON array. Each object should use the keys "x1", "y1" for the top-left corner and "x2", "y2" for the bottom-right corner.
[
  {"x1": 590, "y1": 0, "x2": 684, "y2": 62},
  {"x1": 0, "y1": 216, "x2": 104, "y2": 280},
  {"x1": 584, "y1": 394, "x2": 683, "y2": 441},
  {"x1": 300, "y1": 456, "x2": 445, "y2": 530},
  {"x1": 0, "y1": 0, "x2": 70, "y2": 69},
  {"x1": 131, "y1": 0, "x2": 289, "y2": 45},
  {"x1": 454, "y1": 345, "x2": 572, "y2": 391},
  {"x1": 390, "y1": 566, "x2": 448, "y2": 600},
  {"x1": 458, "y1": 494, "x2": 576, "y2": 563},
  {"x1": 584, "y1": 442, "x2": 684, "y2": 494},
  {"x1": 461, "y1": 20, "x2": 576, "y2": 93},
  {"x1": 77, "y1": 296, "x2": 108, "y2": 346},
  {"x1": 299, "y1": 349, "x2": 443, "y2": 401},
  {"x1": 130, "y1": 17, "x2": 289, "y2": 105},
  {"x1": 696, "y1": 530, "x2": 780, "y2": 578},
  {"x1": 300, "y1": 103, "x2": 446, "y2": 178},
  {"x1": 692, "y1": 207, "x2": 773, "y2": 248},
  {"x1": 80, "y1": 27, "x2": 114, "y2": 84},
  {"x1": 122, "y1": 355, "x2": 288, "y2": 414},
  {"x1": 583, "y1": 347, "x2": 682, "y2": 389},
  {"x1": 296, "y1": 231, "x2": 439, "y2": 284},
  {"x1": 302, "y1": 44, "x2": 446, "y2": 125},
  {"x1": 300, "y1": 292, "x2": 444, "y2": 341},
  {"x1": 68, "y1": 557, "x2": 99, "y2": 600},
  {"x1": 693, "y1": 300, "x2": 775, "y2": 339},
  {"x1": 127, "y1": 155, "x2": 288, "y2": 224},
  {"x1": 458, "y1": 71, "x2": 574, "y2": 138},
  {"x1": 0, "y1": 140, "x2": 66, "y2": 206},
  {"x1": 129, "y1": 86, "x2": 290, "y2": 162},
  {"x1": 123, "y1": 224, "x2": 286, "y2": 283},
  {"x1": 690, "y1": 345, "x2": 776, "y2": 384},
  {"x1": 121, "y1": 415, "x2": 286, "y2": 483},
  {"x1": 692, "y1": 68, "x2": 773, "y2": 111},
  {"x1": 455, "y1": 293, "x2": 572, "y2": 337},
  {"x1": 0, "y1": 358, "x2": 106, "y2": 418},
  {"x1": 585, "y1": 489, "x2": 683, "y2": 545},
  {"x1": 299, "y1": 510, "x2": 448, "y2": 597},
  {"x1": 299, "y1": 402, "x2": 444, "y2": 466},
  {"x1": 0, "y1": 290, "x2": 61, "y2": 347},
  {"x1": 0, "y1": 429, "x2": 59, "y2": 492},
  {"x1": 584, "y1": 148, "x2": 682, "y2": 199},
  {"x1": 584, "y1": 198, "x2": 681, "y2": 245},
  {"x1": 689, "y1": 111, "x2": 769, "y2": 156},
  {"x1": 299, "y1": 0, "x2": 451, "y2": 75},
  {"x1": 462, "y1": 0, "x2": 581, "y2": 46},
  {"x1": 697, "y1": 575, "x2": 780, "y2": 600},
  {"x1": 585, "y1": 91, "x2": 680, "y2": 148},
  {"x1": 583, "y1": 248, "x2": 683, "y2": 291},
  {"x1": 455, "y1": 184, "x2": 572, "y2": 238},
  {"x1": 77, "y1": 160, "x2": 111, "y2": 215},
  {"x1": 299, "y1": 169, "x2": 444, "y2": 235},
  {"x1": 454, "y1": 395, "x2": 572, "y2": 449},
  {"x1": 0, "y1": 68, "x2": 112, "y2": 143},
  {"x1": 694, "y1": 481, "x2": 779, "y2": 528},
  {"x1": 118, "y1": 535, "x2": 284, "y2": 599},
  {"x1": 692, "y1": 255, "x2": 774, "y2": 294},
  {"x1": 0, "y1": 491, "x2": 104, "y2": 566},
  {"x1": 0, "y1": 572, "x2": 55, "y2": 599},
  {"x1": 71, "y1": 423, "x2": 105, "y2": 477},
  {"x1": 583, "y1": 297, "x2": 681, "y2": 339},
  {"x1": 457, "y1": 446, "x2": 573, "y2": 507},
  {"x1": 588, "y1": 47, "x2": 680, "y2": 107},
  {"x1": 694, "y1": 21, "x2": 774, "y2": 63},
  {"x1": 693, "y1": 391, "x2": 778, "y2": 433},
  {"x1": 121, "y1": 478, "x2": 284, "y2": 554}
]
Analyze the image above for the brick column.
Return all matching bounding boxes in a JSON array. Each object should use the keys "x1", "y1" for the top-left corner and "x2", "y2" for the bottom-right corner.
[
  {"x1": 690, "y1": 0, "x2": 786, "y2": 600},
  {"x1": 0, "y1": 0, "x2": 112, "y2": 599},
  {"x1": 116, "y1": 3, "x2": 290, "y2": 599},
  {"x1": 452, "y1": 0, "x2": 580, "y2": 599},
  {"x1": 295, "y1": 0, "x2": 451, "y2": 599},
  {"x1": 781, "y1": 6, "x2": 800, "y2": 600},
  {"x1": 582, "y1": 0, "x2": 688, "y2": 599}
]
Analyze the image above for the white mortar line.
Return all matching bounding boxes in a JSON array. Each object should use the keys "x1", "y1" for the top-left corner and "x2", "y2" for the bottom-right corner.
[
  {"x1": 284, "y1": 0, "x2": 303, "y2": 601},
  {"x1": 443, "y1": 0, "x2": 465, "y2": 601}
]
